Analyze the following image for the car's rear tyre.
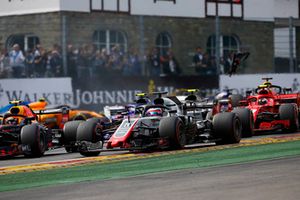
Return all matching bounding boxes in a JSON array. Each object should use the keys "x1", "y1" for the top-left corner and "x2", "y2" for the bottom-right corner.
[
  {"x1": 213, "y1": 112, "x2": 241, "y2": 145},
  {"x1": 77, "y1": 119, "x2": 104, "y2": 156},
  {"x1": 63, "y1": 120, "x2": 84, "y2": 152},
  {"x1": 21, "y1": 123, "x2": 46, "y2": 157},
  {"x1": 159, "y1": 116, "x2": 186, "y2": 149},
  {"x1": 77, "y1": 120, "x2": 103, "y2": 142},
  {"x1": 232, "y1": 108, "x2": 254, "y2": 137},
  {"x1": 63, "y1": 120, "x2": 84, "y2": 143},
  {"x1": 230, "y1": 94, "x2": 244, "y2": 107},
  {"x1": 279, "y1": 104, "x2": 299, "y2": 133}
]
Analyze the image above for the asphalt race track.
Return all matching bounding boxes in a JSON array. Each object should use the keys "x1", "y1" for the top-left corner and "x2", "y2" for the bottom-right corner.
[
  {"x1": 0, "y1": 132, "x2": 299, "y2": 168},
  {"x1": 0, "y1": 147, "x2": 130, "y2": 168},
  {"x1": 1, "y1": 156, "x2": 300, "y2": 200}
]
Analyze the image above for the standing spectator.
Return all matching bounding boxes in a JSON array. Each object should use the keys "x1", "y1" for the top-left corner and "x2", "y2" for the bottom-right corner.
[
  {"x1": 50, "y1": 50, "x2": 63, "y2": 77},
  {"x1": 160, "y1": 50, "x2": 181, "y2": 76},
  {"x1": 205, "y1": 54, "x2": 217, "y2": 75},
  {"x1": 91, "y1": 50, "x2": 106, "y2": 78},
  {"x1": 193, "y1": 47, "x2": 205, "y2": 74},
  {"x1": 160, "y1": 51, "x2": 169, "y2": 76},
  {"x1": 148, "y1": 47, "x2": 161, "y2": 76},
  {"x1": 167, "y1": 50, "x2": 181, "y2": 76},
  {"x1": 24, "y1": 49, "x2": 35, "y2": 77},
  {"x1": 109, "y1": 44, "x2": 123, "y2": 72},
  {"x1": 128, "y1": 49, "x2": 141, "y2": 76},
  {"x1": 67, "y1": 44, "x2": 78, "y2": 80},
  {"x1": 86, "y1": 44, "x2": 96, "y2": 78},
  {"x1": 121, "y1": 54, "x2": 132, "y2": 76},
  {"x1": 8, "y1": 44, "x2": 25, "y2": 78},
  {"x1": 198, "y1": 52, "x2": 210, "y2": 74},
  {"x1": 33, "y1": 44, "x2": 46, "y2": 77},
  {"x1": 0, "y1": 49, "x2": 11, "y2": 78},
  {"x1": 44, "y1": 51, "x2": 53, "y2": 77},
  {"x1": 77, "y1": 44, "x2": 90, "y2": 79}
]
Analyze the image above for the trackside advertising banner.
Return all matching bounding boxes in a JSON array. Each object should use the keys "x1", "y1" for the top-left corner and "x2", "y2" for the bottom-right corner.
[
  {"x1": 72, "y1": 75, "x2": 219, "y2": 111},
  {"x1": 220, "y1": 73, "x2": 300, "y2": 94},
  {"x1": 0, "y1": 78, "x2": 73, "y2": 108}
]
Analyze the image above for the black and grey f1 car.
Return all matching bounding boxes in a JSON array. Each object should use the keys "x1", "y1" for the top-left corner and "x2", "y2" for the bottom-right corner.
[{"x1": 66, "y1": 92, "x2": 243, "y2": 156}]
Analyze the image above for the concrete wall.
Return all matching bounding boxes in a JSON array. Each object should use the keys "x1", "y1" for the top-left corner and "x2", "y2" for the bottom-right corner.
[
  {"x1": 0, "y1": 13, "x2": 62, "y2": 50},
  {"x1": 64, "y1": 12, "x2": 274, "y2": 73}
]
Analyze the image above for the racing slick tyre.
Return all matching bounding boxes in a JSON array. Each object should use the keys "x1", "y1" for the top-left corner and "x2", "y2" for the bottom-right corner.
[
  {"x1": 213, "y1": 112, "x2": 241, "y2": 145},
  {"x1": 279, "y1": 104, "x2": 299, "y2": 133},
  {"x1": 232, "y1": 108, "x2": 254, "y2": 138},
  {"x1": 63, "y1": 120, "x2": 84, "y2": 153},
  {"x1": 77, "y1": 120, "x2": 104, "y2": 157},
  {"x1": 159, "y1": 116, "x2": 186, "y2": 149},
  {"x1": 63, "y1": 120, "x2": 84, "y2": 143},
  {"x1": 230, "y1": 94, "x2": 244, "y2": 107},
  {"x1": 21, "y1": 123, "x2": 46, "y2": 157},
  {"x1": 77, "y1": 120, "x2": 103, "y2": 143}
]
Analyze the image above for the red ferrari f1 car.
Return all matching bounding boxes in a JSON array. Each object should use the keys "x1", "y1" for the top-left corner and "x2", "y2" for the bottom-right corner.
[{"x1": 238, "y1": 78, "x2": 299, "y2": 133}]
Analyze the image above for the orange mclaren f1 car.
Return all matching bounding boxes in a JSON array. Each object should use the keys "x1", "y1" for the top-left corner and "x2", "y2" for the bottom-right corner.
[{"x1": 29, "y1": 99, "x2": 108, "y2": 152}]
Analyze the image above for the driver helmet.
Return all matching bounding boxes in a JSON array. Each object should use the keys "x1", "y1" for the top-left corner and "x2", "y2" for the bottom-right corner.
[
  {"x1": 258, "y1": 98, "x2": 268, "y2": 105},
  {"x1": 127, "y1": 104, "x2": 136, "y2": 116},
  {"x1": 145, "y1": 108, "x2": 163, "y2": 117},
  {"x1": 215, "y1": 91, "x2": 229, "y2": 100},
  {"x1": 5, "y1": 117, "x2": 18, "y2": 125}
]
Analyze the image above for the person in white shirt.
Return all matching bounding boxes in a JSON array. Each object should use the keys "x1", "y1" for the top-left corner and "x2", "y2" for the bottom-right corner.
[{"x1": 9, "y1": 44, "x2": 25, "y2": 78}]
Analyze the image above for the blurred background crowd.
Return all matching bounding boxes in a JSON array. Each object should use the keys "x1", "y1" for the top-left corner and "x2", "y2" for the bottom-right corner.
[{"x1": 0, "y1": 43, "x2": 235, "y2": 79}]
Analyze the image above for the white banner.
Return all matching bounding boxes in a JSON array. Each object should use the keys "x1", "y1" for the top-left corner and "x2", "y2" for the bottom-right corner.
[
  {"x1": 220, "y1": 73, "x2": 300, "y2": 94},
  {"x1": 0, "y1": 78, "x2": 73, "y2": 108}
]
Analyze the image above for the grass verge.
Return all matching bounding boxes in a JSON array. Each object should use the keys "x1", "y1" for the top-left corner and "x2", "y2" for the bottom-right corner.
[{"x1": 1, "y1": 140, "x2": 300, "y2": 192}]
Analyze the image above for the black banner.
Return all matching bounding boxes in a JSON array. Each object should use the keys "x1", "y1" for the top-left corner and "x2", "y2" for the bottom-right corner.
[{"x1": 72, "y1": 75, "x2": 219, "y2": 111}]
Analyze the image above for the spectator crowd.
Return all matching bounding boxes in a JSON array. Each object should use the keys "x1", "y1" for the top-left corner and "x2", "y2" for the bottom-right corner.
[
  {"x1": 192, "y1": 46, "x2": 236, "y2": 75},
  {"x1": 0, "y1": 43, "x2": 233, "y2": 79}
]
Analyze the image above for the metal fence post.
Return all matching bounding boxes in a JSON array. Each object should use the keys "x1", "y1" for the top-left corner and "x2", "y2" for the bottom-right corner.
[
  {"x1": 289, "y1": 16, "x2": 294, "y2": 73},
  {"x1": 139, "y1": 15, "x2": 146, "y2": 76},
  {"x1": 215, "y1": 16, "x2": 221, "y2": 75},
  {"x1": 62, "y1": 14, "x2": 68, "y2": 76}
]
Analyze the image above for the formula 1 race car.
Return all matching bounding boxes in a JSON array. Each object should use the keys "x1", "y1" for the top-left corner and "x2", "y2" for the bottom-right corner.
[
  {"x1": 0, "y1": 101, "x2": 50, "y2": 157},
  {"x1": 29, "y1": 99, "x2": 108, "y2": 152},
  {"x1": 62, "y1": 92, "x2": 153, "y2": 156},
  {"x1": 70, "y1": 91, "x2": 242, "y2": 156},
  {"x1": 0, "y1": 99, "x2": 109, "y2": 157},
  {"x1": 237, "y1": 78, "x2": 300, "y2": 133},
  {"x1": 178, "y1": 89, "x2": 253, "y2": 138}
]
